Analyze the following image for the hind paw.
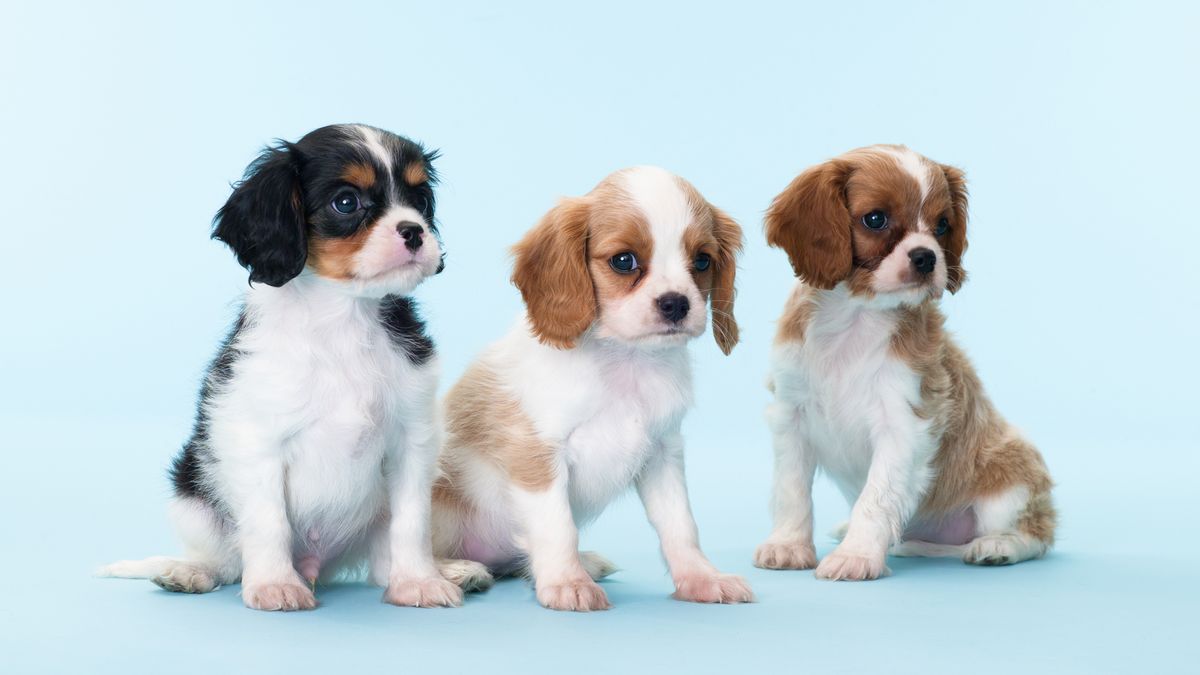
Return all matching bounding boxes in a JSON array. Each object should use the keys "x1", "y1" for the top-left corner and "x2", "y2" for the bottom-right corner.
[{"x1": 151, "y1": 563, "x2": 218, "y2": 594}]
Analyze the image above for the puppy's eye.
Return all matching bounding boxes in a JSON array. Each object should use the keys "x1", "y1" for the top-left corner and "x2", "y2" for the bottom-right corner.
[
  {"x1": 610, "y1": 252, "x2": 639, "y2": 274},
  {"x1": 694, "y1": 253, "x2": 712, "y2": 272},
  {"x1": 331, "y1": 191, "x2": 360, "y2": 215},
  {"x1": 936, "y1": 217, "x2": 950, "y2": 236},
  {"x1": 862, "y1": 211, "x2": 888, "y2": 230}
]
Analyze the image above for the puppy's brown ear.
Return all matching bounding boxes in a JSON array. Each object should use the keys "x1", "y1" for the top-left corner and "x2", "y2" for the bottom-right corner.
[
  {"x1": 940, "y1": 163, "x2": 970, "y2": 294},
  {"x1": 709, "y1": 207, "x2": 743, "y2": 355},
  {"x1": 511, "y1": 197, "x2": 595, "y2": 348},
  {"x1": 764, "y1": 161, "x2": 853, "y2": 289}
]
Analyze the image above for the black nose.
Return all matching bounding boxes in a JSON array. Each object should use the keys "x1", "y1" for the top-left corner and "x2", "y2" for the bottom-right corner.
[
  {"x1": 909, "y1": 247, "x2": 936, "y2": 275},
  {"x1": 397, "y1": 222, "x2": 423, "y2": 251},
  {"x1": 656, "y1": 292, "x2": 690, "y2": 323}
]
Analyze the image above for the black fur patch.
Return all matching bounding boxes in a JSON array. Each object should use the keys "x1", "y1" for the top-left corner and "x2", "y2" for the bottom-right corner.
[
  {"x1": 380, "y1": 295, "x2": 435, "y2": 366},
  {"x1": 169, "y1": 312, "x2": 245, "y2": 508}
]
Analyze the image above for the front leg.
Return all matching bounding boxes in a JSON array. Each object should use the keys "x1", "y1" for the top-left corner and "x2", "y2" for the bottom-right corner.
[
  {"x1": 754, "y1": 401, "x2": 819, "y2": 570},
  {"x1": 511, "y1": 460, "x2": 610, "y2": 612},
  {"x1": 380, "y1": 412, "x2": 462, "y2": 608},
  {"x1": 637, "y1": 433, "x2": 754, "y2": 604},
  {"x1": 222, "y1": 443, "x2": 315, "y2": 611},
  {"x1": 815, "y1": 405, "x2": 932, "y2": 581}
]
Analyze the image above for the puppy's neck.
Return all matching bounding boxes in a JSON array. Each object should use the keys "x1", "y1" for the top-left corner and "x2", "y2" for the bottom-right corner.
[
  {"x1": 246, "y1": 272, "x2": 392, "y2": 327},
  {"x1": 806, "y1": 282, "x2": 941, "y2": 344}
]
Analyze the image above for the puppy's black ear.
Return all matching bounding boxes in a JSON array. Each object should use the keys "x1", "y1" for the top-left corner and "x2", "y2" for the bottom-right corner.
[{"x1": 212, "y1": 143, "x2": 307, "y2": 286}]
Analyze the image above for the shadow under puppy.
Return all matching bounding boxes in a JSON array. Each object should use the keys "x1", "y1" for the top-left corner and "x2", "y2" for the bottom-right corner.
[
  {"x1": 431, "y1": 167, "x2": 754, "y2": 611},
  {"x1": 754, "y1": 145, "x2": 1056, "y2": 580},
  {"x1": 100, "y1": 124, "x2": 476, "y2": 610}
]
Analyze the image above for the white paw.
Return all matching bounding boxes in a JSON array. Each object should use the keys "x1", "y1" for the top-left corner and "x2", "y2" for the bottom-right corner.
[
  {"x1": 536, "y1": 578, "x2": 611, "y2": 612},
  {"x1": 384, "y1": 576, "x2": 464, "y2": 608},
  {"x1": 814, "y1": 547, "x2": 889, "y2": 581},
  {"x1": 579, "y1": 551, "x2": 619, "y2": 580},
  {"x1": 963, "y1": 534, "x2": 1045, "y2": 566},
  {"x1": 437, "y1": 559, "x2": 495, "y2": 592},
  {"x1": 753, "y1": 540, "x2": 817, "y2": 570},
  {"x1": 673, "y1": 572, "x2": 755, "y2": 604},
  {"x1": 242, "y1": 578, "x2": 317, "y2": 611},
  {"x1": 151, "y1": 563, "x2": 218, "y2": 594}
]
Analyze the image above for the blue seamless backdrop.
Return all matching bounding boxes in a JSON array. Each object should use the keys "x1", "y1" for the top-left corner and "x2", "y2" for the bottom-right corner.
[{"x1": 1, "y1": 2, "x2": 1196, "y2": 674}]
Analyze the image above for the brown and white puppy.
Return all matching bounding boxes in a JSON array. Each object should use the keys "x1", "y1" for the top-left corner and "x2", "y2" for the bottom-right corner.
[
  {"x1": 430, "y1": 166, "x2": 754, "y2": 610},
  {"x1": 753, "y1": 145, "x2": 1056, "y2": 580}
]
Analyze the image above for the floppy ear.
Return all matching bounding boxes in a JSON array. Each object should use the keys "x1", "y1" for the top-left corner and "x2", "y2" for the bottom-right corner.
[
  {"x1": 940, "y1": 163, "x2": 970, "y2": 294},
  {"x1": 709, "y1": 206, "x2": 743, "y2": 355},
  {"x1": 511, "y1": 197, "x2": 595, "y2": 349},
  {"x1": 764, "y1": 160, "x2": 853, "y2": 290},
  {"x1": 212, "y1": 143, "x2": 307, "y2": 287}
]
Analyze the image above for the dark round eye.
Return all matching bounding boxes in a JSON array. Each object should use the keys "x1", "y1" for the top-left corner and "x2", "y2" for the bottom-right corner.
[
  {"x1": 862, "y1": 211, "x2": 888, "y2": 230},
  {"x1": 610, "y1": 252, "x2": 639, "y2": 273},
  {"x1": 331, "y1": 191, "x2": 360, "y2": 214},
  {"x1": 694, "y1": 253, "x2": 712, "y2": 272},
  {"x1": 935, "y1": 217, "x2": 950, "y2": 236}
]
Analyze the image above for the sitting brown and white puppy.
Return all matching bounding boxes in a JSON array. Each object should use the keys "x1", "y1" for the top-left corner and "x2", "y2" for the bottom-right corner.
[
  {"x1": 753, "y1": 145, "x2": 1056, "y2": 580},
  {"x1": 431, "y1": 166, "x2": 754, "y2": 611}
]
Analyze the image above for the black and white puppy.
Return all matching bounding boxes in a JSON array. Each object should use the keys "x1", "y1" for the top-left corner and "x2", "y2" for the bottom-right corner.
[{"x1": 101, "y1": 124, "x2": 481, "y2": 611}]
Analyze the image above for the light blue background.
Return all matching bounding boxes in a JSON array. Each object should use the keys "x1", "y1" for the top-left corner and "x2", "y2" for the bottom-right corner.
[{"x1": 2, "y1": 1, "x2": 1197, "y2": 673}]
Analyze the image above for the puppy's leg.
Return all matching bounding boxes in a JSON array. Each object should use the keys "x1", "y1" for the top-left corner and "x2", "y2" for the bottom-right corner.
[
  {"x1": 379, "y1": 412, "x2": 463, "y2": 608},
  {"x1": 512, "y1": 466, "x2": 610, "y2": 612},
  {"x1": 963, "y1": 485, "x2": 1053, "y2": 566},
  {"x1": 816, "y1": 406, "x2": 933, "y2": 581},
  {"x1": 638, "y1": 433, "x2": 754, "y2": 604},
  {"x1": 754, "y1": 402, "x2": 818, "y2": 570},
  {"x1": 222, "y1": 443, "x2": 315, "y2": 611}
]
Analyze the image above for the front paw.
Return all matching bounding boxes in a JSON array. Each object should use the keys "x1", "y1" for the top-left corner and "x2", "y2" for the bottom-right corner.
[
  {"x1": 753, "y1": 540, "x2": 817, "y2": 570},
  {"x1": 242, "y1": 578, "x2": 317, "y2": 611},
  {"x1": 384, "y1": 576, "x2": 464, "y2": 608},
  {"x1": 673, "y1": 572, "x2": 755, "y2": 604},
  {"x1": 536, "y1": 578, "x2": 611, "y2": 612},
  {"x1": 814, "y1": 547, "x2": 889, "y2": 581}
]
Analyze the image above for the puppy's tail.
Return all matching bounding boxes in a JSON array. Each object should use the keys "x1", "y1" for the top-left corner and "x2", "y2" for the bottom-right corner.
[{"x1": 95, "y1": 556, "x2": 175, "y2": 579}]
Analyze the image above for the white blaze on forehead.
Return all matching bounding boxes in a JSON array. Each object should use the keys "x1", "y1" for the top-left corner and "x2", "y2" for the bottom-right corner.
[
  {"x1": 880, "y1": 146, "x2": 933, "y2": 232},
  {"x1": 356, "y1": 125, "x2": 393, "y2": 172},
  {"x1": 620, "y1": 165, "x2": 692, "y2": 250}
]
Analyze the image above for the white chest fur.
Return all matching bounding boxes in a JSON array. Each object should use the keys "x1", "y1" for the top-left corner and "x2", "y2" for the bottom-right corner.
[
  {"x1": 497, "y1": 326, "x2": 693, "y2": 521},
  {"x1": 207, "y1": 279, "x2": 426, "y2": 559},
  {"x1": 769, "y1": 292, "x2": 927, "y2": 500}
]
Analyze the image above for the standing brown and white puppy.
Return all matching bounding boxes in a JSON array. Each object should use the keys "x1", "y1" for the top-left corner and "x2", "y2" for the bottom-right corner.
[
  {"x1": 753, "y1": 145, "x2": 1056, "y2": 580},
  {"x1": 431, "y1": 166, "x2": 753, "y2": 611}
]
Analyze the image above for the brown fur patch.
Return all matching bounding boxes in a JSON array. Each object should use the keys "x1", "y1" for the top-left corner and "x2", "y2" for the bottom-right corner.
[
  {"x1": 307, "y1": 226, "x2": 373, "y2": 280},
  {"x1": 511, "y1": 196, "x2": 597, "y2": 349},
  {"x1": 676, "y1": 176, "x2": 743, "y2": 354},
  {"x1": 774, "y1": 284, "x2": 817, "y2": 345},
  {"x1": 889, "y1": 302, "x2": 1056, "y2": 544},
  {"x1": 442, "y1": 362, "x2": 557, "y2": 491},
  {"x1": 403, "y1": 161, "x2": 428, "y2": 186},
  {"x1": 342, "y1": 162, "x2": 376, "y2": 189}
]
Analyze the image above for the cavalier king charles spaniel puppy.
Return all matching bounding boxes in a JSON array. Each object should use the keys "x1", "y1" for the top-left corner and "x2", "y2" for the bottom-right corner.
[
  {"x1": 100, "y1": 124, "x2": 472, "y2": 610},
  {"x1": 753, "y1": 145, "x2": 1056, "y2": 580},
  {"x1": 428, "y1": 166, "x2": 754, "y2": 611}
]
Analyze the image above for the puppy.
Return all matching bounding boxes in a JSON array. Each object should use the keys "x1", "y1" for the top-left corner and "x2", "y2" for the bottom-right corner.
[
  {"x1": 99, "y1": 124, "x2": 475, "y2": 610},
  {"x1": 430, "y1": 167, "x2": 754, "y2": 611},
  {"x1": 753, "y1": 145, "x2": 1056, "y2": 580}
]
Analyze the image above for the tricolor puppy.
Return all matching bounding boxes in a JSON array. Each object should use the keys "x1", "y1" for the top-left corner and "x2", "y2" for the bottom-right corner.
[
  {"x1": 431, "y1": 166, "x2": 753, "y2": 611},
  {"x1": 100, "y1": 124, "x2": 473, "y2": 610},
  {"x1": 754, "y1": 145, "x2": 1056, "y2": 580}
]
